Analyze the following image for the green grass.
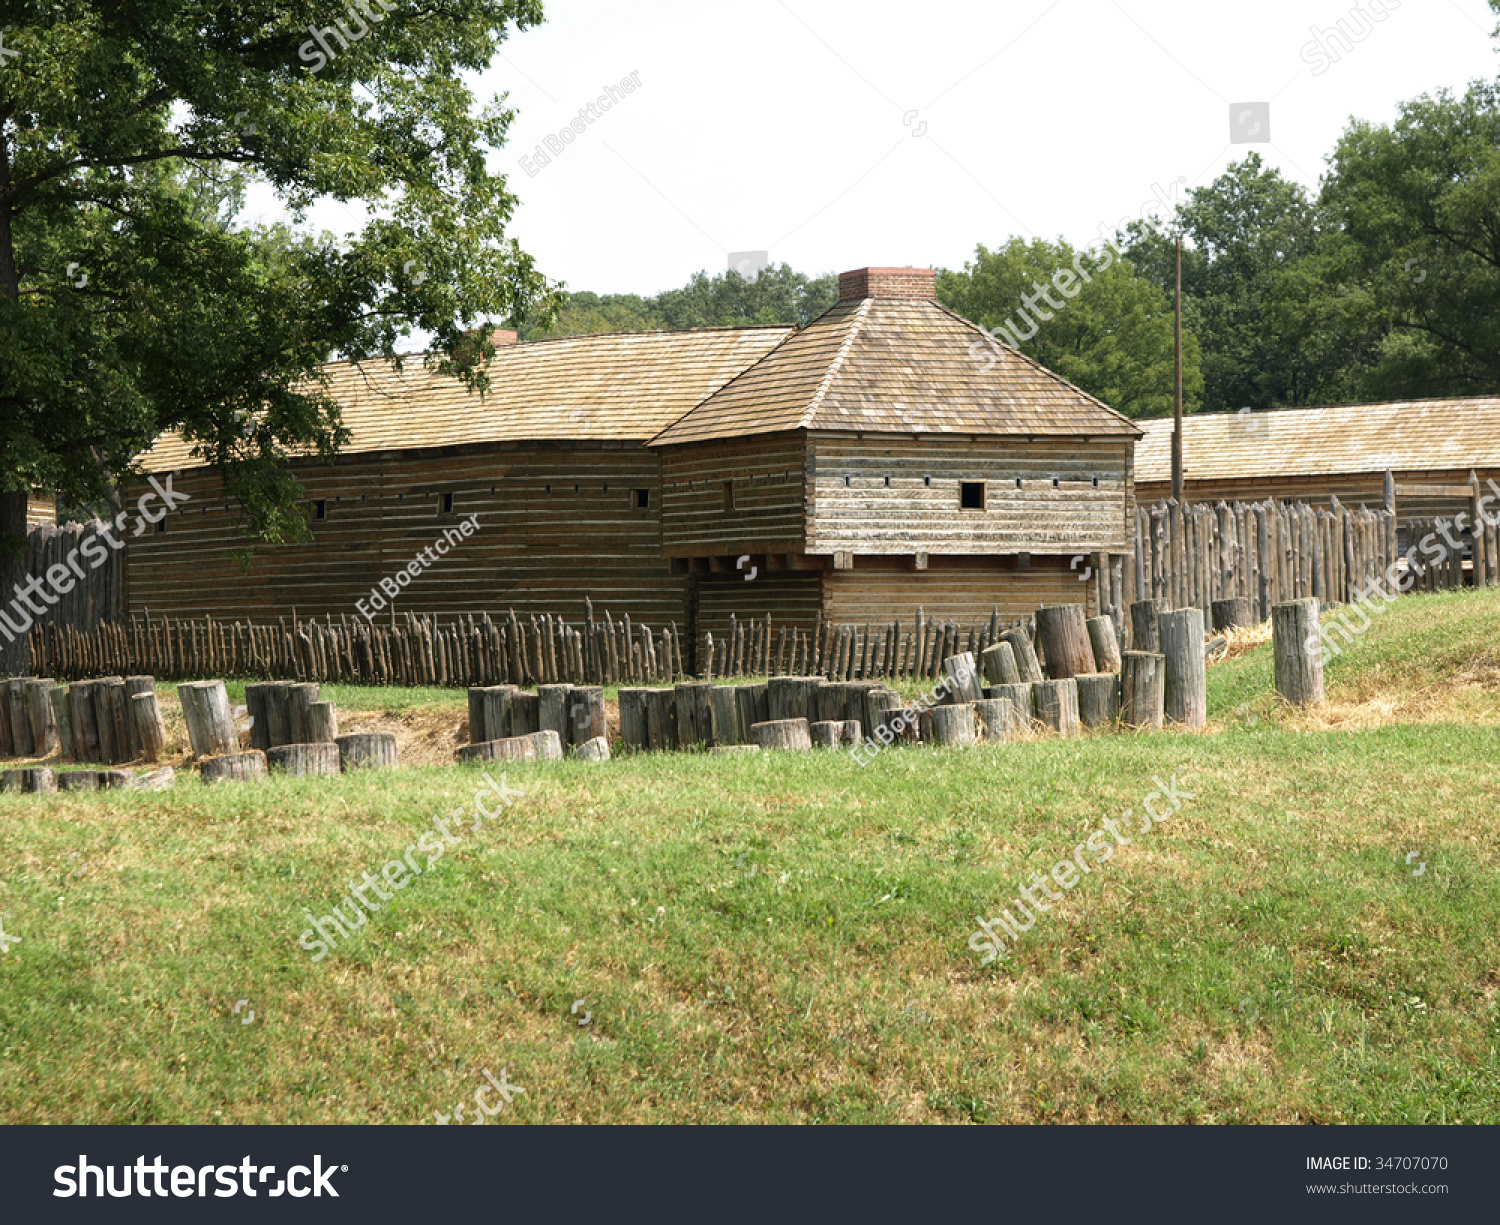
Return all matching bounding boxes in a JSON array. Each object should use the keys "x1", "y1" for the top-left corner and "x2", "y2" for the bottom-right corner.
[{"x1": 2, "y1": 590, "x2": 1497, "y2": 1124}]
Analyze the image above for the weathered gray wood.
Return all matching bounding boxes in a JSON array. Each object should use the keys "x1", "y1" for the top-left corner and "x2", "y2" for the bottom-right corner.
[
  {"x1": 129, "y1": 691, "x2": 167, "y2": 762},
  {"x1": 467, "y1": 686, "x2": 489, "y2": 744},
  {"x1": 998, "y1": 626, "x2": 1044, "y2": 684},
  {"x1": 573, "y1": 735, "x2": 610, "y2": 762},
  {"x1": 710, "y1": 686, "x2": 742, "y2": 746},
  {"x1": 1036, "y1": 605, "x2": 1096, "y2": 679},
  {"x1": 48, "y1": 685, "x2": 74, "y2": 762},
  {"x1": 1130, "y1": 598, "x2": 1166, "y2": 654},
  {"x1": 335, "y1": 733, "x2": 399, "y2": 771},
  {"x1": 58, "y1": 769, "x2": 100, "y2": 791},
  {"x1": 508, "y1": 692, "x2": 539, "y2": 737},
  {"x1": 178, "y1": 681, "x2": 237, "y2": 759},
  {"x1": 1033, "y1": 679, "x2": 1081, "y2": 737},
  {"x1": 809, "y1": 719, "x2": 862, "y2": 748},
  {"x1": 267, "y1": 743, "x2": 342, "y2": 776},
  {"x1": 617, "y1": 688, "x2": 649, "y2": 750},
  {"x1": 199, "y1": 751, "x2": 268, "y2": 784},
  {"x1": 568, "y1": 686, "x2": 606, "y2": 745},
  {"x1": 478, "y1": 685, "x2": 517, "y2": 743},
  {"x1": 1273, "y1": 597, "x2": 1324, "y2": 707},
  {"x1": 262, "y1": 681, "x2": 293, "y2": 749},
  {"x1": 1086, "y1": 615, "x2": 1122, "y2": 673},
  {"x1": 1120, "y1": 652, "x2": 1166, "y2": 728},
  {"x1": 980, "y1": 641, "x2": 1021, "y2": 686},
  {"x1": 1, "y1": 766, "x2": 57, "y2": 792},
  {"x1": 930, "y1": 703, "x2": 977, "y2": 746},
  {"x1": 123, "y1": 676, "x2": 155, "y2": 759},
  {"x1": 645, "y1": 688, "x2": 678, "y2": 750},
  {"x1": 24, "y1": 679, "x2": 59, "y2": 757},
  {"x1": 286, "y1": 682, "x2": 320, "y2": 745},
  {"x1": 736, "y1": 683, "x2": 769, "y2": 739},
  {"x1": 675, "y1": 681, "x2": 716, "y2": 747},
  {"x1": 305, "y1": 701, "x2": 339, "y2": 743},
  {"x1": 97, "y1": 677, "x2": 130, "y2": 763},
  {"x1": 768, "y1": 676, "x2": 823, "y2": 723},
  {"x1": 245, "y1": 682, "x2": 272, "y2": 751},
  {"x1": 457, "y1": 731, "x2": 561, "y2": 763},
  {"x1": 749, "y1": 718, "x2": 812, "y2": 750},
  {"x1": 1076, "y1": 673, "x2": 1121, "y2": 728},
  {"x1": 0, "y1": 678, "x2": 11, "y2": 756},
  {"x1": 973, "y1": 698, "x2": 1014, "y2": 743},
  {"x1": 69, "y1": 681, "x2": 99, "y2": 763},
  {"x1": 538, "y1": 683, "x2": 574, "y2": 744},
  {"x1": 986, "y1": 683, "x2": 1034, "y2": 735},
  {"x1": 1159, "y1": 608, "x2": 1207, "y2": 728},
  {"x1": 132, "y1": 766, "x2": 176, "y2": 791},
  {"x1": 712, "y1": 744, "x2": 761, "y2": 753},
  {"x1": 941, "y1": 652, "x2": 983, "y2": 703},
  {"x1": 3, "y1": 679, "x2": 32, "y2": 757},
  {"x1": 1212, "y1": 597, "x2": 1254, "y2": 632}
]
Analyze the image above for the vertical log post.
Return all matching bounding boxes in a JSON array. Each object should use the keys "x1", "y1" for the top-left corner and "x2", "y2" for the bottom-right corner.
[
  {"x1": 1272, "y1": 597, "x2": 1324, "y2": 707},
  {"x1": 1159, "y1": 608, "x2": 1207, "y2": 728}
]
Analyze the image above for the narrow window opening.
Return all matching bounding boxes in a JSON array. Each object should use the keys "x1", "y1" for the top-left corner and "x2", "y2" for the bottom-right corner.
[
  {"x1": 634, "y1": 488, "x2": 650, "y2": 509},
  {"x1": 960, "y1": 481, "x2": 986, "y2": 510},
  {"x1": 884, "y1": 476, "x2": 891, "y2": 487},
  {"x1": 441, "y1": 493, "x2": 454, "y2": 515},
  {"x1": 924, "y1": 476, "x2": 931, "y2": 488},
  {"x1": 1014, "y1": 478, "x2": 1023, "y2": 489},
  {"x1": 1092, "y1": 475, "x2": 1099, "y2": 488},
  {"x1": 723, "y1": 480, "x2": 735, "y2": 510},
  {"x1": 314, "y1": 499, "x2": 327, "y2": 521},
  {"x1": 844, "y1": 475, "x2": 851, "y2": 487},
  {"x1": 155, "y1": 517, "x2": 167, "y2": 534},
  {"x1": 1051, "y1": 477, "x2": 1060, "y2": 488},
  {"x1": 544, "y1": 484, "x2": 551, "y2": 495}
]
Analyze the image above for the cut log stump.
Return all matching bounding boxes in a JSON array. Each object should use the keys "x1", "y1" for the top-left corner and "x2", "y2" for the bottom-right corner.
[
  {"x1": 617, "y1": 688, "x2": 649, "y2": 751},
  {"x1": 1086, "y1": 615, "x2": 1122, "y2": 673},
  {"x1": 573, "y1": 736, "x2": 610, "y2": 762},
  {"x1": 711, "y1": 686, "x2": 742, "y2": 746},
  {"x1": 930, "y1": 703, "x2": 977, "y2": 746},
  {"x1": 1212, "y1": 597, "x2": 1255, "y2": 632},
  {"x1": 985, "y1": 684, "x2": 1034, "y2": 735},
  {"x1": 1076, "y1": 673, "x2": 1121, "y2": 728},
  {"x1": 178, "y1": 681, "x2": 237, "y2": 759},
  {"x1": 998, "y1": 626, "x2": 1044, "y2": 684},
  {"x1": 675, "y1": 682, "x2": 716, "y2": 747},
  {"x1": 645, "y1": 689, "x2": 678, "y2": 750},
  {"x1": 1273, "y1": 598, "x2": 1324, "y2": 707},
  {"x1": 1033, "y1": 679, "x2": 1081, "y2": 737},
  {"x1": 941, "y1": 652, "x2": 983, "y2": 703},
  {"x1": 1036, "y1": 605, "x2": 1097, "y2": 679},
  {"x1": 133, "y1": 767, "x2": 176, "y2": 791},
  {"x1": 305, "y1": 701, "x2": 339, "y2": 744},
  {"x1": 973, "y1": 698, "x2": 1014, "y2": 743},
  {"x1": 267, "y1": 743, "x2": 342, "y2": 777},
  {"x1": 48, "y1": 685, "x2": 74, "y2": 763},
  {"x1": 130, "y1": 691, "x2": 167, "y2": 762},
  {"x1": 768, "y1": 676, "x2": 823, "y2": 723},
  {"x1": 568, "y1": 687, "x2": 606, "y2": 746},
  {"x1": 199, "y1": 752, "x2": 267, "y2": 785},
  {"x1": 24, "y1": 679, "x2": 59, "y2": 757},
  {"x1": 0, "y1": 767, "x2": 56, "y2": 792},
  {"x1": 749, "y1": 718, "x2": 812, "y2": 751},
  {"x1": 457, "y1": 731, "x2": 561, "y2": 764},
  {"x1": 1160, "y1": 608, "x2": 1208, "y2": 728},
  {"x1": 1121, "y1": 652, "x2": 1166, "y2": 729},
  {"x1": 335, "y1": 733, "x2": 399, "y2": 771},
  {"x1": 980, "y1": 642, "x2": 1021, "y2": 686},
  {"x1": 538, "y1": 684, "x2": 574, "y2": 744},
  {"x1": 809, "y1": 719, "x2": 862, "y2": 748},
  {"x1": 1130, "y1": 599, "x2": 1167, "y2": 654}
]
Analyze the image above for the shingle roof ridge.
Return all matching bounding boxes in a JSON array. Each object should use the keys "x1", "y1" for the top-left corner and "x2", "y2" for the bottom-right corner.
[{"x1": 798, "y1": 297, "x2": 873, "y2": 429}]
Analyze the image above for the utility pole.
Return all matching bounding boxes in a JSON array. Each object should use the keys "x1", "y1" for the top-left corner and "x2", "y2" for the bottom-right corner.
[{"x1": 1172, "y1": 235, "x2": 1184, "y2": 504}]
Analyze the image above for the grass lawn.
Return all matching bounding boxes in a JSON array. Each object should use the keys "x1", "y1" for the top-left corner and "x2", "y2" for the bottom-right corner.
[{"x1": 1, "y1": 590, "x2": 1497, "y2": 1124}]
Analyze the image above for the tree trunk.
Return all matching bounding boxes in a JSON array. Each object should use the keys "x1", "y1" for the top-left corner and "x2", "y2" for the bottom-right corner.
[
  {"x1": 94, "y1": 678, "x2": 129, "y2": 763},
  {"x1": 199, "y1": 751, "x2": 268, "y2": 784},
  {"x1": 569, "y1": 686, "x2": 606, "y2": 746},
  {"x1": 617, "y1": 688, "x2": 649, "y2": 750},
  {"x1": 537, "y1": 683, "x2": 574, "y2": 744},
  {"x1": 1033, "y1": 678, "x2": 1080, "y2": 736},
  {"x1": 1076, "y1": 673, "x2": 1121, "y2": 728},
  {"x1": 177, "y1": 681, "x2": 237, "y2": 758},
  {"x1": 998, "y1": 626, "x2": 1044, "y2": 684},
  {"x1": 1212, "y1": 597, "x2": 1254, "y2": 632},
  {"x1": 1121, "y1": 651, "x2": 1166, "y2": 729},
  {"x1": 305, "y1": 701, "x2": 339, "y2": 743},
  {"x1": 644, "y1": 688, "x2": 678, "y2": 750},
  {"x1": 809, "y1": 719, "x2": 861, "y2": 748},
  {"x1": 123, "y1": 676, "x2": 156, "y2": 759},
  {"x1": 48, "y1": 684, "x2": 74, "y2": 762},
  {"x1": 246, "y1": 682, "x2": 272, "y2": 751},
  {"x1": 941, "y1": 652, "x2": 983, "y2": 703},
  {"x1": 1273, "y1": 598, "x2": 1324, "y2": 706},
  {"x1": 69, "y1": 681, "x2": 100, "y2": 762},
  {"x1": 980, "y1": 642, "x2": 1021, "y2": 686},
  {"x1": 287, "y1": 682, "x2": 320, "y2": 745},
  {"x1": 1035, "y1": 605, "x2": 1096, "y2": 679},
  {"x1": 768, "y1": 676, "x2": 822, "y2": 722},
  {"x1": 930, "y1": 703, "x2": 976, "y2": 746},
  {"x1": 1086, "y1": 615, "x2": 1122, "y2": 673},
  {"x1": 1130, "y1": 598, "x2": 1166, "y2": 654},
  {"x1": 1159, "y1": 608, "x2": 1207, "y2": 728},
  {"x1": 129, "y1": 691, "x2": 167, "y2": 762},
  {"x1": 508, "y1": 692, "x2": 539, "y2": 736},
  {"x1": 986, "y1": 683, "x2": 1033, "y2": 734},
  {"x1": 735, "y1": 683, "x2": 768, "y2": 737},
  {"x1": 675, "y1": 681, "x2": 716, "y2": 747},
  {"x1": 711, "y1": 686, "x2": 741, "y2": 745},
  {"x1": 749, "y1": 718, "x2": 812, "y2": 750},
  {"x1": 24, "y1": 678, "x2": 58, "y2": 756},
  {"x1": 0, "y1": 491, "x2": 30, "y2": 677},
  {"x1": 267, "y1": 743, "x2": 342, "y2": 776},
  {"x1": 335, "y1": 733, "x2": 399, "y2": 771},
  {"x1": 973, "y1": 698, "x2": 1014, "y2": 743}
]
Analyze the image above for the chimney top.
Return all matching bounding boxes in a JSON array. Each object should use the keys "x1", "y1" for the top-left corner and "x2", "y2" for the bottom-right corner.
[
  {"x1": 838, "y1": 266, "x2": 936, "y2": 302},
  {"x1": 492, "y1": 329, "x2": 519, "y2": 346}
]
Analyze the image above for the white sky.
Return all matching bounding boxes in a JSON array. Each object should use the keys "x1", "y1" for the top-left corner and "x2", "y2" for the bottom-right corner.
[{"x1": 250, "y1": 0, "x2": 1500, "y2": 305}]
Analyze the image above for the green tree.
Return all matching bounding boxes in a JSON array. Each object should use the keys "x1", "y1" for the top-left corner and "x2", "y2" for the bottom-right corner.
[
  {"x1": 517, "y1": 290, "x2": 662, "y2": 338},
  {"x1": 938, "y1": 238, "x2": 1201, "y2": 419},
  {"x1": 653, "y1": 264, "x2": 835, "y2": 330},
  {"x1": 0, "y1": 0, "x2": 558, "y2": 672}
]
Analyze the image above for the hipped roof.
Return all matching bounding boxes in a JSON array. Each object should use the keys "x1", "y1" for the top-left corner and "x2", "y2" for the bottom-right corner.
[
  {"x1": 647, "y1": 297, "x2": 1141, "y2": 447},
  {"x1": 134, "y1": 325, "x2": 795, "y2": 471},
  {"x1": 1134, "y1": 399, "x2": 1500, "y2": 484}
]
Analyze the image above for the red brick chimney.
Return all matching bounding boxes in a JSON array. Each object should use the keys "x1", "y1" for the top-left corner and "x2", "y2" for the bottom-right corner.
[
  {"x1": 838, "y1": 266, "x2": 936, "y2": 302},
  {"x1": 492, "y1": 329, "x2": 519, "y2": 346}
]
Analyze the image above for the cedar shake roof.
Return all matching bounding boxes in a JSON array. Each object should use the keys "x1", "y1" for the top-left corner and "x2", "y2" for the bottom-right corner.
[
  {"x1": 135, "y1": 325, "x2": 795, "y2": 471},
  {"x1": 1134, "y1": 399, "x2": 1500, "y2": 485},
  {"x1": 647, "y1": 296, "x2": 1141, "y2": 448}
]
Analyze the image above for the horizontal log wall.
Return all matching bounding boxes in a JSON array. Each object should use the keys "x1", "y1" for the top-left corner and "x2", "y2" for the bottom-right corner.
[
  {"x1": 819, "y1": 555, "x2": 1096, "y2": 626},
  {"x1": 807, "y1": 433, "x2": 1133, "y2": 555},
  {"x1": 122, "y1": 441, "x2": 687, "y2": 624},
  {"x1": 657, "y1": 433, "x2": 807, "y2": 556}
]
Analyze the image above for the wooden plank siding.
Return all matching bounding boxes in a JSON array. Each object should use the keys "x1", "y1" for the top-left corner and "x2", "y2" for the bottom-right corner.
[
  {"x1": 657, "y1": 433, "x2": 807, "y2": 557},
  {"x1": 1137, "y1": 467, "x2": 1500, "y2": 523},
  {"x1": 806, "y1": 434, "x2": 1132, "y2": 556},
  {"x1": 123, "y1": 441, "x2": 685, "y2": 623},
  {"x1": 820, "y1": 556, "x2": 1095, "y2": 626},
  {"x1": 694, "y1": 572, "x2": 824, "y2": 641}
]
